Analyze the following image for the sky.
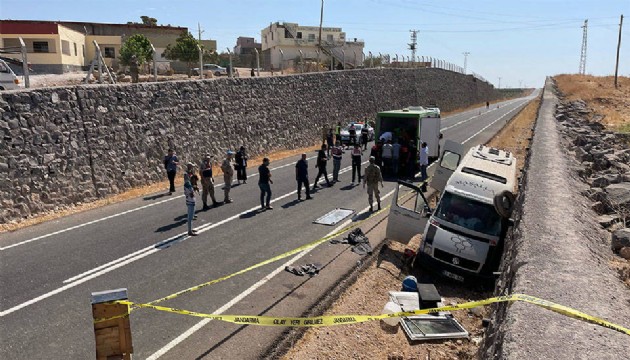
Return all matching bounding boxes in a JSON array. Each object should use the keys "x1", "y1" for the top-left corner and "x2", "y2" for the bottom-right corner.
[{"x1": 1, "y1": 0, "x2": 628, "y2": 88}]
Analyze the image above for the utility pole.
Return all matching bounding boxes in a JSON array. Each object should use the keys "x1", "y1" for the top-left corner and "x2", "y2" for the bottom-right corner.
[
  {"x1": 498, "y1": 77, "x2": 502, "y2": 89},
  {"x1": 579, "y1": 19, "x2": 588, "y2": 75},
  {"x1": 614, "y1": 14, "x2": 624, "y2": 88},
  {"x1": 462, "y1": 51, "x2": 470, "y2": 74},
  {"x1": 317, "y1": 0, "x2": 324, "y2": 67},
  {"x1": 408, "y1": 30, "x2": 419, "y2": 64}
]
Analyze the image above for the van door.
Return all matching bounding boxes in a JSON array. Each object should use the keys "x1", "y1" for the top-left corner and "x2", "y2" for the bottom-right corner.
[
  {"x1": 419, "y1": 117, "x2": 441, "y2": 157},
  {"x1": 430, "y1": 140, "x2": 466, "y2": 193},
  {"x1": 386, "y1": 181, "x2": 432, "y2": 244}
]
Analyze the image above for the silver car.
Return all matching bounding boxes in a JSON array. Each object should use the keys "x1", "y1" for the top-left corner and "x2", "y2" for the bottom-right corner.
[{"x1": 192, "y1": 64, "x2": 227, "y2": 77}]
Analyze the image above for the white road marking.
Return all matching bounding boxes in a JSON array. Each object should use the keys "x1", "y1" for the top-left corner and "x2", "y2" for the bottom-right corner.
[
  {"x1": 0, "y1": 162, "x2": 364, "y2": 317},
  {"x1": 0, "y1": 156, "x2": 317, "y2": 251},
  {"x1": 146, "y1": 188, "x2": 397, "y2": 360},
  {"x1": 462, "y1": 99, "x2": 530, "y2": 144}
]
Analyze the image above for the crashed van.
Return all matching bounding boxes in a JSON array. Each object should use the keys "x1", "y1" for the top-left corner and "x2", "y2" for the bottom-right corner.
[{"x1": 387, "y1": 140, "x2": 516, "y2": 285}]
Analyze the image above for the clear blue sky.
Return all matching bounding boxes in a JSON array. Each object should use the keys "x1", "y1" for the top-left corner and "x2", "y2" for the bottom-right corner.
[{"x1": 1, "y1": 0, "x2": 627, "y2": 88}]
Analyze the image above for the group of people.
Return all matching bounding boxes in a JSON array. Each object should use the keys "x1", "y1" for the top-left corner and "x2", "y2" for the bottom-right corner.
[
  {"x1": 163, "y1": 140, "x2": 387, "y2": 236},
  {"x1": 164, "y1": 146, "x2": 248, "y2": 236}
]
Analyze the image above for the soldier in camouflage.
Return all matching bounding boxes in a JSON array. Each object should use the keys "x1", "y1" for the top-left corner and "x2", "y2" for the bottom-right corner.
[{"x1": 363, "y1": 156, "x2": 384, "y2": 212}]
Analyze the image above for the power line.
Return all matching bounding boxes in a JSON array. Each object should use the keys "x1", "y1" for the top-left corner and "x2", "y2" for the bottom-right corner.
[{"x1": 579, "y1": 19, "x2": 588, "y2": 75}]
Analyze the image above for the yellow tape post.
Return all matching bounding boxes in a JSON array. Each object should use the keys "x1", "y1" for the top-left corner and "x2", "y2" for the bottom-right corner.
[{"x1": 98, "y1": 294, "x2": 630, "y2": 337}]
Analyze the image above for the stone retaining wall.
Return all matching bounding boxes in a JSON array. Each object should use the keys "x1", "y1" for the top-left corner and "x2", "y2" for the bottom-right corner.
[{"x1": 0, "y1": 68, "x2": 498, "y2": 223}]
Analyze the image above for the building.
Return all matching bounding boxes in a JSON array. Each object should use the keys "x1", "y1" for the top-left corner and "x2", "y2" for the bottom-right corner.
[
  {"x1": 0, "y1": 20, "x2": 194, "y2": 74},
  {"x1": 260, "y1": 22, "x2": 364, "y2": 71},
  {"x1": 233, "y1": 36, "x2": 262, "y2": 68}
]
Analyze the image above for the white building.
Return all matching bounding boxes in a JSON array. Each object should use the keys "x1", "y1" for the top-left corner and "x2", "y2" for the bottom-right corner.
[{"x1": 261, "y1": 22, "x2": 364, "y2": 70}]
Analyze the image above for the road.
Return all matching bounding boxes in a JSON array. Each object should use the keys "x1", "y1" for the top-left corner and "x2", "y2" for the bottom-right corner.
[{"x1": 0, "y1": 92, "x2": 537, "y2": 359}]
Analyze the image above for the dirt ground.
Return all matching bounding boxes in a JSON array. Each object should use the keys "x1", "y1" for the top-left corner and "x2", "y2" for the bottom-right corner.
[
  {"x1": 23, "y1": 68, "x2": 280, "y2": 89},
  {"x1": 283, "y1": 96, "x2": 541, "y2": 359},
  {"x1": 554, "y1": 75, "x2": 630, "y2": 132}
]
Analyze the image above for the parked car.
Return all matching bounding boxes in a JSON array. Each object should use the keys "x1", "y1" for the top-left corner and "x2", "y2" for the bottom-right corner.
[
  {"x1": 0, "y1": 59, "x2": 20, "y2": 90},
  {"x1": 192, "y1": 64, "x2": 227, "y2": 77},
  {"x1": 339, "y1": 122, "x2": 373, "y2": 146}
]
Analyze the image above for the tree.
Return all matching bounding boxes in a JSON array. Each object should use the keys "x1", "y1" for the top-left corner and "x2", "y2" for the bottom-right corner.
[
  {"x1": 141, "y1": 16, "x2": 158, "y2": 26},
  {"x1": 119, "y1": 34, "x2": 154, "y2": 66},
  {"x1": 162, "y1": 32, "x2": 200, "y2": 76}
]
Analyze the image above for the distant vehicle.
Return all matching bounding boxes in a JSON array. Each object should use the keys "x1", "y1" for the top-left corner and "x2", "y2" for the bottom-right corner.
[
  {"x1": 192, "y1": 64, "x2": 227, "y2": 77},
  {"x1": 0, "y1": 59, "x2": 20, "y2": 90},
  {"x1": 425, "y1": 105, "x2": 441, "y2": 117},
  {"x1": 375, "y1": 107, "x2": 442, "y2": 160},
  {"x1": 339, "y1": 122, "x2": 373, "y2": 146},
  {"x1": 386, "y1": 141, "x2": 517, "y2": 287}
]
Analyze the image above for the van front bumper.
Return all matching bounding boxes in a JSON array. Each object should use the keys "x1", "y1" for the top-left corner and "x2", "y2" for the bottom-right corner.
[{"x1": 415, "y1": 252, "x2": 496, "y2": 287}]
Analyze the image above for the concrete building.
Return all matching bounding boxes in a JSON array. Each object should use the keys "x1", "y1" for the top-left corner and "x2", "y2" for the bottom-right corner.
[
  {"x1": 260, "y1": 22, "x2": 364, "y2": 71},
  {"x1": 233, "y1": 36, "x2": 261, "y2": 55},
  {"x1": 0, "y1": 20, "x2": 191, "y2": 73}
]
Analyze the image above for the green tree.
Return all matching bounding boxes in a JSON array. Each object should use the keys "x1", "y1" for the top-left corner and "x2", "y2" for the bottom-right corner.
[
  {"x1": 140, "y1": 16, "x2": 158, "y2": 26},
  {"x1": 163, "y1": 32, "x2": 200, "y2": 76},
  {"x1": 119, "y1": 34, "x2": 154, "y2": 66}
]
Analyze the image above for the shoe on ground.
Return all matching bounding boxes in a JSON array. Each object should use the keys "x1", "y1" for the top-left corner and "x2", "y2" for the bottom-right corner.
[
  {"x1": 306, "y1": 196, "x2": 313, "y2": 200},
  {"x1": 188, "y1": 231, "x2": 198, "y2": 236},
  {"x1": 225, "y1": 199, "x2": 233, "y2": 204},
  {"x1": 261, "y1": 206, "x2": 266, "y2": 211},
  {"x1": 369, "y1": 206, "x2": 373, "y2": 212},
  {"x1": 313, "y1": 184, "x2": 320, "y2": 189},
  {"x1": 213, "y1": 202, "x2": 219, "y2": 207},
  {"x1": 243, "y1": 181, "x2": 247, "y2": 184},
  {"x1": 266, "y1": 206, "x2": 273, "y2": 210},
  {"x1": 202, "y1": 205, "x2": 210, "y2": 211},
  {"x1": 193, "y1": 215, "x2": 198, "y2": 220},
  {"x1": 378, "y1": 203, "x2": 381, "y2": 210}
]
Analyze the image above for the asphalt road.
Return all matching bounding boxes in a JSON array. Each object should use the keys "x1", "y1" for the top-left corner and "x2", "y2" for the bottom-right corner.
[{"x1": 0, "y1": 92, "x2": 537, "y2": 359}]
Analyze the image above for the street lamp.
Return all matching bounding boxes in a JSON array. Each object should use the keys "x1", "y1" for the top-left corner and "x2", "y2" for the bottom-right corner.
[{"x1": 226, "y1": 47, "x2": 233, "y2": 78}]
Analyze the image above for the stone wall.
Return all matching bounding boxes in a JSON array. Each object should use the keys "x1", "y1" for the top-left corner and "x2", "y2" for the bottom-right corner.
[{"x1": 0, "y1": 68, "x2": 498, "y2": 223}]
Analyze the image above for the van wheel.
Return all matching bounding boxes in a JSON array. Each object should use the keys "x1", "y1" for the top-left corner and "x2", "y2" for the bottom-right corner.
[{"x1": 493, "y1": 190, "x2": 515, "y2": 218}]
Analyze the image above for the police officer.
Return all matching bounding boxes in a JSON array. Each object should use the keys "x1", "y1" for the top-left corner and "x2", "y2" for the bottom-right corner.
[
  {"x1": 199, "y1": 155, "x2": 218, "y2": 210},
  {"x1": 221, "y1": 150, "x2": 235, "y2": 203}
]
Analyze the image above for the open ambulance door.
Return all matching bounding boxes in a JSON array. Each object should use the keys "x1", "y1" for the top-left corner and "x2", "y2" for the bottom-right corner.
[
  {"x1": 430, "y1": 140, "x2": 465, "y2": 193},
  {"x1": 386, "y1": 181, "x2": 432, "y2": 244}
]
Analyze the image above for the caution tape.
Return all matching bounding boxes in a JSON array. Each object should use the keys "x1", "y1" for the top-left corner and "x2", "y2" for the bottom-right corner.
[
  {"x1": 99, "y1": 294, "x2": 630, "y2": 337},
  {"x1": 95, "y1": 180, "x2": 422, "y2": 324}
]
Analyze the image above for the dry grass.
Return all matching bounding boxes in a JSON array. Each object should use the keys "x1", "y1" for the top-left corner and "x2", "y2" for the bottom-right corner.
[
  {"x1": 554, "y1": 74, "x2": 630, "y2": 131},
  {"x1": 486, "y1": 97, "x2": 541, "y2": 175},
  {"x1": 0, "y1": 143, "x2": 321, "y2": 233}
]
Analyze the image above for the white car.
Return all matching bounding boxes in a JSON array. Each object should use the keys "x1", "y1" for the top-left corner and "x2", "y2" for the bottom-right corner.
[
  {"x1": 0, "y1": 59, "x2": 20, "y2": 90},
  {"x1": 192, "y1": 64, "x2": 227, "y2": 77},
  {"x1": 339, "y1": 122, "x2": 374, "y2": 146}
]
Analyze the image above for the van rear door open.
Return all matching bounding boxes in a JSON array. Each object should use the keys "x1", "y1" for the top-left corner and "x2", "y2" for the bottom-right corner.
[
  {"x1": 419, "y1": 117, "x2": 441, "y2": 158},
  {"x1": 430, "y1": 140, "x2": 465, "y2": 193},
  {"x1": 386, "y1": 181, "x2": 432, "y2": 244}
]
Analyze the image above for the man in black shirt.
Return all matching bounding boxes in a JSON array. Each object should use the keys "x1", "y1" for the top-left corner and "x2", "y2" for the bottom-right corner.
[
  {"x1": 313, "y1": 144, "x2": 332, "y2": 190},
  {"x1": 295, "y1": 153, "x2": 312, "y2": 200},
  {"x1": 258, "y1": 158, "x2": 273, "y2": 210}
]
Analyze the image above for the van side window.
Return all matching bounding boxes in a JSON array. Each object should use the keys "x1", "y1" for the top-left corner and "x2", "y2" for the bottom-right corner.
[
  {"x1": 440, "y1": 151, "x2": 460, "y2": 171},
  {"x1": 0, "y1": 63, "x2": 7, "y2": 73}
]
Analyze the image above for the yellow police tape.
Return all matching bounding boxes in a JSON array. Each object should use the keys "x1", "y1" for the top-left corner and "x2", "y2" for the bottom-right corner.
[{"x1": 104, "y1": 294, "x2": 630, "y2": 336}]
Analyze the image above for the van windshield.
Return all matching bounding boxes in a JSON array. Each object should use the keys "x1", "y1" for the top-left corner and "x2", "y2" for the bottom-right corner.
[{"x1": 434, "y1": 191, "x2": 501, "y2": 236}]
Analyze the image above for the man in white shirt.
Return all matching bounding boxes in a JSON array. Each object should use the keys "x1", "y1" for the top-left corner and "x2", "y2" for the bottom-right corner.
[
  {"x1": 379, "y1": 131, "x2": 393, "y2": 143},
  {"x1": 419, "y1": 142, "x2": 429, "y2": 192},
  {"x1": 381, "y1": 140, "x2": 393, "y2": 175}
]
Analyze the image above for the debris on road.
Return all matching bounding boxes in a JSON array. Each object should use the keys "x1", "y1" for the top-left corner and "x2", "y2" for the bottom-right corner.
[
  {"x1": 285, "y1": 263, "x2": 322, "y2": 277},
  {"x1": 330, "y1": 228, "x2": 373, "y2": 255}
]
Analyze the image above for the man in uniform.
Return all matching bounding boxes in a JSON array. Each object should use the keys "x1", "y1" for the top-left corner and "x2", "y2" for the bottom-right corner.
[
  {"x1": 221, "y1": 150, "x2": 235, "y2": 203},
  {"x1": 363, "y1": 156, "x2": 384, "y2": 212},
  {"x1": 331, "y1": 140, "x2": 344, "y2": 182},
  {"x1": 199, "y1": 154, "x2": 218, "y2": 210}
]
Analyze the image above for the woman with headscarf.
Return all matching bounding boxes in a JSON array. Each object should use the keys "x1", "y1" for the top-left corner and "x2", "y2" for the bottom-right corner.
[{"x1": 235, "y1": 146, "x2": 248, "y2": 184}]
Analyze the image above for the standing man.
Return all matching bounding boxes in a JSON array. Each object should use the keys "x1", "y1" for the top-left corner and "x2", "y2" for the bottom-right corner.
[
  {"x1": 348, "y1": 123, "x2": 357, "y2": 149},
  {"x1": 363, "y1": 156, "x2": 384, "y2": 212},
  {"x1": 381, "y1": 140, "x2": 393, "y2": 175},
  {"x1": 360, "y1": 125, "x2": 369, "y2": 150},
  {"x1": 335, "y1": 121, "x2": 342, "y2": 144},
  {"x1": 184, "y1": 174, "x2": 197, "y2": 236},
  {"x1": 419, "y1": 142, "x2": 429, "y2": 192},
  {"x1": 351, "y1": 143, "x2": 363, "y2": 184},
  {"x1": 331, "y1": 140, "x2": 344, "y2": 182},
  {"x1": 258, "y1": 158, "x2": 273, "y2": 210},
  {"x1": 221, "y1": 150, "x2": 235, "y2": 203},
  {"x1": 295, "y1": 153, "x2": 312, "y2": 200},
  {"x1": 199, "y1": 155, "x2": 218, "y2": 210},
  {"x1": 251, "y1": 68, "x2": 256, "y2": 77},
  {"x1": 235, "y1": 146, "x2": 248, "y2": 185},
  {"x1": 326, "y1": 128, "x2": 334, "y2": 157},
  {"x1": 313, "y1": 144, "x2": 332, "y2": 189},
  {"x1": 164, "y1": 149, "x2": 179, "y2": 195},
  {"x1": 392, "y1": 140, "x2": 401, "y2": 177}
]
